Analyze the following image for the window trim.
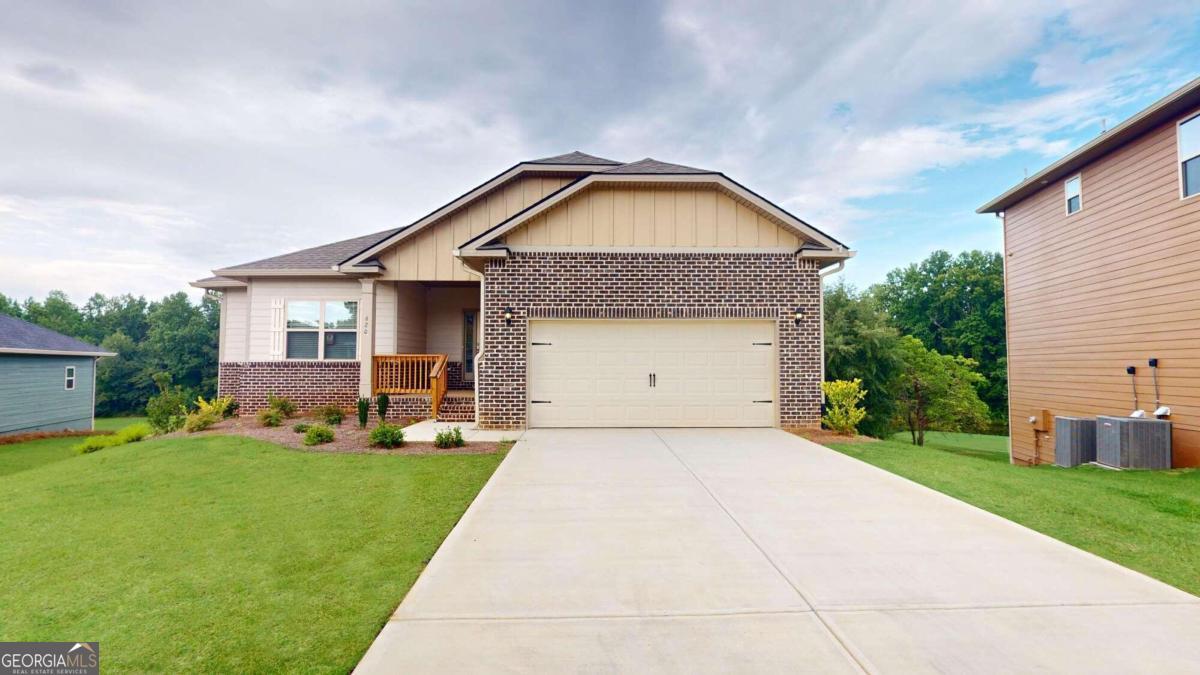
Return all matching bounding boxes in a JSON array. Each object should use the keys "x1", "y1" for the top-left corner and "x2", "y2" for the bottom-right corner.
[
  {"x1": 64, "y1": 365, "x2": 77, "y2": 391},
  {"x1": 1064, "y1": 174, "x2": 1083, "y2": 216},
  {"x1": 1178, "y1": 112, "x2": 1200, "y2": 201},
  {"x1": 284, "y1": 298, "x2": 359, "y2": 360}
]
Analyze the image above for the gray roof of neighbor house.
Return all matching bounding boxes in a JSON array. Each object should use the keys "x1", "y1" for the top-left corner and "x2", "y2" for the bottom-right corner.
[
  {"x1": 978, "y1": 75, "x2": 1200, "y2": 214},
  {"x1": 0, "y1": 313, "x2": 114, "y2": 355},
  {"x1": 217, "y1": 227, "x2": 406, "y2": 272}
]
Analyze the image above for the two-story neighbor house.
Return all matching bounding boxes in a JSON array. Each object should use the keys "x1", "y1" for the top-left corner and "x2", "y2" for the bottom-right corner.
[
  {"x1": 193, "y1": 152, "x2": 853, "y2": 430},
  {"x1": 979, "y1": 77, "x2": 1200, "y2": 467}
]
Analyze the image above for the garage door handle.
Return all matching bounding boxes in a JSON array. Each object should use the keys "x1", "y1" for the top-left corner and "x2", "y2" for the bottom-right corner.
[
  {"x1": 753, "y1": 400, "x2": 773, "y2": 403},
  {"x1": 752, "y1": 342, "x2": 772, "y2": 346},
  {"x1": 531, "y1": 342, "x2": 552, "y2": 346},
  {"x1": 530, "y1": 400, "x2": 552, "y2": 404},
  {"x1": 649, "y1": 373, "x2": 656, "y2": 387}
]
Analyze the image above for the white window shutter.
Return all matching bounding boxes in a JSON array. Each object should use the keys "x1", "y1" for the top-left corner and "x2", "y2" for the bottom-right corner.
[{"x1": 270, "y1": 298, "x2": 284, "y2": 360}]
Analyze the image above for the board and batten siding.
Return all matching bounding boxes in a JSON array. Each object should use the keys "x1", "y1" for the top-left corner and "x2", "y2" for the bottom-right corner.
[
  {"x1": 381, "y1": 175, "x2": 575, "y2": 281},
  {"x1": 0, "y1": 355, "x2": 96, "y2": 434},
  {"x1": 1003, "y1": 109, "x2": 1200, "y2": 467},
  {"x1": 502, "y1": 185, "x2": 803, "y2": 249}
]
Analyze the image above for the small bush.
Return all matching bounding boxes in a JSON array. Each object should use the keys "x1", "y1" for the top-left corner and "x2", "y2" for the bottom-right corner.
[
  {"x1": 303, "y1": 424, "x2": 335, "y2": 446},
  {"x1": 184, "y1": 395, "x2": 234, "y2": 433},
  {"x1": 822, "y1": 379, "x2": 868, "y2": 436},
  {"x1": 223, "y1": 400, "x2": 240, "y2": 418},
  {"x1": 433, "y1": 426, "x2": 465, "y2": 449},
  {"x1": 267, "y1": 393, "x2": 297, "y2": 418},
  {"x1": 312, "y1": 404, "x2": 345, "y2": 426},
  {"x1": 146, "y1": 387, "x2": 189, "y2": 434},
  {"x1": 369, "y1": 423, "x2": 405, "y2": 448},
  {"x1": 75, "y1": 423, "x2": 153, "y2": 454},
  {"x1": 376, "y1": 393, "x2": 390, "y2": 421},
  {"x1": 257, "y1": 408, "x2": 284, "y2": 427},
  {"x1": 356, "y1": 398, "x2": 370, "y2": 428},
  {"x1": 292, "y1": 423, "x2": 311, "y2": 434}
]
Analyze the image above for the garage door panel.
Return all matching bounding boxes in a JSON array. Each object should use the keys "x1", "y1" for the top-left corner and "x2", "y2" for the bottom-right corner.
[{"x1": 528, "y1": 320, "x2": 776, "y2": 428}]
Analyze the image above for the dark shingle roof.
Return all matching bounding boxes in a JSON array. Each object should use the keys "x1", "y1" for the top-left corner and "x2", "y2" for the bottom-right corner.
[
  {"x1": 602, "y1": 158, "x2": 714, "y2": 174},
  {"x1": 527, "y1": 150, "x2": 623, "y2": 166},
  {"x1": 219, "y1": 227, "x2": 406, "y2": 271},
  {"x1": 0, "y1": 313, "x2": 111, "y2": 354}
]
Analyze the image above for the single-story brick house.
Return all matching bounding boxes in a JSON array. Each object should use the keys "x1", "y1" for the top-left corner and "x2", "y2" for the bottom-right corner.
[
  {"x1": 0, "y1": 313, "x2": 116, "y2": 435},
  {"x1": 193, "y1": 152, "x2": 853, "y2": 429}
]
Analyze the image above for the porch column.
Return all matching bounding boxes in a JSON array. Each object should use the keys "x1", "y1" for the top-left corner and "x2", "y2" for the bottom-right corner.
[{"x1": 359, "y1": 279, "x2": 376, "y2": 398}]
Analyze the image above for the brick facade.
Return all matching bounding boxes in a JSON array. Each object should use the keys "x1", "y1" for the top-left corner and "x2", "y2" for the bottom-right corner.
[
  {"x1": 476, "y1": 251, "x2": 823, "y2": 430},
  {"x1": 218, "y1": 360, "x2": 437, "y2": 420},
  {"x1": 446, "y1": 361, "x2": 473, "y2": 391}
]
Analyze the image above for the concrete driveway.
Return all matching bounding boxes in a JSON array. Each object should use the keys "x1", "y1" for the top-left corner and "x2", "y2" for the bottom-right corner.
[{"x1": 356, "y1": 428, "x2": 1200, "y2": 673}]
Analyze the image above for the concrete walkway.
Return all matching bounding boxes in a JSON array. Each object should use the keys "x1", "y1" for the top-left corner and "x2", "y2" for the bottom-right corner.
[{"x1": 356, "y1": 429, "x2": 1200, "y2": 673}]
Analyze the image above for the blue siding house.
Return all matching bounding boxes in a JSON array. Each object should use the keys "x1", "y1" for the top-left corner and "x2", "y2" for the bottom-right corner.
[{"x1": 0, "y1": 313, "x2": 115, "y2": 435}]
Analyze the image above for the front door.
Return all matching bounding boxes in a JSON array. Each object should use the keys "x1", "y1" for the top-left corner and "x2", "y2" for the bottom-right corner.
[{"x1": 462, "y1": 310, "x2": 479, "y2": 381}]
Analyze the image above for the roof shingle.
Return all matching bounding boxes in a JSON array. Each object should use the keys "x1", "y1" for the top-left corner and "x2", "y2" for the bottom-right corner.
[
  {"x1": 218, "y1": 227, "x2": 406, "y2": 271},
  {"x1": 602, "y1": 158, "x2": 714, "y2": 174},
  {"x1": 0, "y1": 313, "x2": 111, "y2": 354},
  {"x1": 526, "y1": 151, "x2": 623, "y2": 165}
]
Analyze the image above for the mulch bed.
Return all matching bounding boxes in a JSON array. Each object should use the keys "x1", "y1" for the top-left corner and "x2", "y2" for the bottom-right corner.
[
  {"x1": 789, "y1": 428, "x2": 879, "y2": 445},
  {"x1": 0, "y1": 429, "x2": 113, "y2": 446},
  {"x1": 191, "y1": 417, "x2": 505, "y2": 455}
]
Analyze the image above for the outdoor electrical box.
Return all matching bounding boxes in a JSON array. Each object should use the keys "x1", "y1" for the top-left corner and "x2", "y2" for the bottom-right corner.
[
  {"x1": 1096, "y1": 416, "x2": 1172, "y2": 469},
  {"x1": 1029, "y1": 408, "x2": 1052, "y2": 432},
  {"x1": 1054, "y1": 417, "x2": 1097, "y2": 467}
]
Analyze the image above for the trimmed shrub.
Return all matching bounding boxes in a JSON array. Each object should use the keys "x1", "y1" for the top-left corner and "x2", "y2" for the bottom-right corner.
[
  {"x1": 223, "y1": 400, "x2": 240, "y2": 418},
  {"x1": 369, "y1": 423, "x2": 405, "y2": 449},
  {"x1": 292, "y1": 423, "x2": 311, "y2": 434},
  {"x1": 356, "y1": 398, "x2": 370, "y2": 428},
  {"x1": 146, "y1": 387, "x2": 189, "y2": 434},
  {"x1": 267, "y1": 393, "x2": 297, "y2": 418},
  {"x1": 75, "y1": 423, "x2": 153, "y2": 454},
  {"x1": 376, "y1": 393, "x2": 390, "y2": 421},
  {"x1": 303, "y1": 424, "x2": 335, "y2": 446},
  {"x1": 433, "y1": 426, "x2": 465, "y2": 449},
  {"x1": 312, "y1": 404, "x2": 345, "y2": 426},
  {"x1": 257, "y1": 408, "x2": 284, "y2": 428},
  {"x1": 822, "y1": 379, "x2": 868, "y2": 436}
]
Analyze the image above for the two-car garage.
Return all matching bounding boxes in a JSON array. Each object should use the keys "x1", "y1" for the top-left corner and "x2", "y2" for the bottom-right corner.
[{"x1": 526, "y1": 320, "x2": 776, "y2": 428}]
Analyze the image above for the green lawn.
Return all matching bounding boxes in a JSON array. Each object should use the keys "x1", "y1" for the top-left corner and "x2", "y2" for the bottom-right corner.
[
  {"x1": 0, "y1": 417, "x2": 150, "y2": 477},
  {"x1": 0, "y1": 434, "x2": 504, "y2": 672},
  {"x1": 826, "y1": 432, "x2": 1200, "y2": 596}
]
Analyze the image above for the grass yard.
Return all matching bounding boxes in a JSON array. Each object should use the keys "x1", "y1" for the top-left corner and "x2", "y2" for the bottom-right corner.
[
  {"x1": 94, "y1": 416, "x2": 148, "y2": 432},
  {"x1": 0, "y1": 433, "x2": 504, "y2": 673},
  {"x1": 826, "y1": 432, "x2": 1200, "y2": 596},
  {"x1": 0, "y1": 417, "x2": 149, "y2": 477}
]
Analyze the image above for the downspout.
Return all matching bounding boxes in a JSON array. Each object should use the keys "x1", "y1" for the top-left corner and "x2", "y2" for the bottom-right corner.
[{"x1": 460, "y1": 255, "x2": 485, "y2": 426}]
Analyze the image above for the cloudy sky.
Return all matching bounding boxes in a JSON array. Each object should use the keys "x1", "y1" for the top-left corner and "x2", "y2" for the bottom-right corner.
[{"x1": 1, "y1": 0, "x2": 1198, "y2": 302}]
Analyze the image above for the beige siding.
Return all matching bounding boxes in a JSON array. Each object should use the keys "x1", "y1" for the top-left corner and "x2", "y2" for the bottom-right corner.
[
  {"x1": 222, "y1": 288, "x2": 249, "y2": 362},
  {"x1": 245, "y1": 278, "x2": 362, "y2": 361},
  {"x1": 425, "y1": 286, "x2": 479, "y2": 360},
  {"x1": 503, "y1": 185, "x2": 804, "y2": 249},
  {"x1": 1004, "y1": 110, "x2": 1200, "y2": 467},
  {"x1": 393, "y1": 282, "x2": 427, "y2": 353},
  {"x1": 374, "y1": 282, "x2": 397, "y2": 355},
  {"x1": 382, "y1": 175, "x2": 574, "y2": 281}
]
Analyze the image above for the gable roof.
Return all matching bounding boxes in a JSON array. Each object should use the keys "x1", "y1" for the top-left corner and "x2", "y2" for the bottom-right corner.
[
  {"x1": 456, "y1": 168, "x2": 851, "y2": 260},
  {"x1": 214, "y1": 227, "x2": 406, "y2": 275},
  {"x1": 0, "y1": 313, "x2": 115, "y2": 356},
  {"x1": 978, "y1": 75, "x2": 1200, "y2": 214}
]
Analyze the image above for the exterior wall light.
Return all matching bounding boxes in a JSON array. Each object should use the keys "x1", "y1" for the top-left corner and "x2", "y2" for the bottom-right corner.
[
  {"x1": 504, "y1": 307, "x2": 513, "y2": 326},
  {"x1": 793, "y1": 308, "x2": 805, "y2": 326}
]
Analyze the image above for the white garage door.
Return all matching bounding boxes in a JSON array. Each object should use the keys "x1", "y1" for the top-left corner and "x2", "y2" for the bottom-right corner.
[{"x1": 527, "y1": 320, "x2": 775, "y2": 427}]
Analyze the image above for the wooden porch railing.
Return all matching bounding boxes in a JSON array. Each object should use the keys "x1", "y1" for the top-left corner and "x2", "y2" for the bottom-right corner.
[{"x1": 373, "y1": 354, "x2": 449, "y2": 419}]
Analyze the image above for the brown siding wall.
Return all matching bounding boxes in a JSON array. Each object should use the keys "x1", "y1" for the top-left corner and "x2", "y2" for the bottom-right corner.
[
  {"x1": 1003, "y1": 110, "x2": 1200, "y2": 467},
  {"x1": 476, "y1": 252, "x2": 823, "y2": 430}
]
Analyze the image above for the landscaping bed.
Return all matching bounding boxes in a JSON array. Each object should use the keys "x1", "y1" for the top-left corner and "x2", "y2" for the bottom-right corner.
[{"x1": 195, "y1": 416, "x2": 502, "y2": 454}]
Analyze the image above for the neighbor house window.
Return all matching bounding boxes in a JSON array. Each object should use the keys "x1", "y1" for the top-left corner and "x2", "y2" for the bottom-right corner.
[
  {"x1": 286, "y1": 300, "x2": 358, "y2": 359},
  {"x1": 1180, "y1": 114, "x2": 1200, "y2": 198},
  {"x1": 1065, "y1": 175, "x2": 1082, "y2": 214},
  {"x1": 64, "y1": 366, "x2": 76, "y2": 391}
]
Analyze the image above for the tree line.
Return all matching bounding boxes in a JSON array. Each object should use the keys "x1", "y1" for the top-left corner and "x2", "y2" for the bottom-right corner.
[
  {"x1": 1, "y1": 248, "x2": 1004, "y2": 439},
  {"x1": 824, "y1": 249, "x2": 1007, "y2": 441},
  {"x1": 0, "y1": 291, "x2": 219, "y2": 416}
]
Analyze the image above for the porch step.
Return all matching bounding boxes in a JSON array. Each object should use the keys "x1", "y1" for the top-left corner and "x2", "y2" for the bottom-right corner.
[{"x1": 437, "y1": 393, "x2": 475, "y2": 422}]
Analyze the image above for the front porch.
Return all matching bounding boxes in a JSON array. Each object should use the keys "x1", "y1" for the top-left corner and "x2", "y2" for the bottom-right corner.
[{"x1": 372, "y1": 354, "x2": 475, "y2": 422}]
